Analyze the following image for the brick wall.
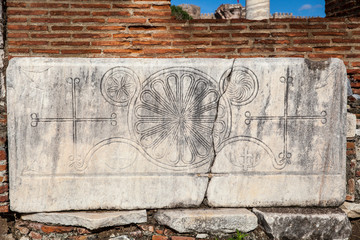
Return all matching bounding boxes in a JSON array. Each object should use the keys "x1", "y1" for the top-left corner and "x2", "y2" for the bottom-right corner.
[
  {"x1": 326, "y1": 0, "x2": 360, "y2": 17},
  {"x1": 3, "y1": 0, "x2": 360, "y2": 210}
]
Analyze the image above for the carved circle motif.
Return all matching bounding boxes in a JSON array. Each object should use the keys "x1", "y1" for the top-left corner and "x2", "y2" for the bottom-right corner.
[
  {"x1": 101, "y1": 67, "x2": 138, "y2": 107},
  {"x1": 220, "y1": 67, "x2": 259, "y2": 106},
  {"x1": 132, "y1": 67, "x2": 227, "y2": 170}
]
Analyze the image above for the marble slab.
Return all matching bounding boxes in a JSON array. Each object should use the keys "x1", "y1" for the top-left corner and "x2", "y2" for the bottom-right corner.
[{"x1": 7, "y1": 58, "x2": 347, "y2": 212}]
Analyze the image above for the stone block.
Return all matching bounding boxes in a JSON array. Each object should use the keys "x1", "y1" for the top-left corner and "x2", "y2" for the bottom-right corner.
[
  {"x1": 154, "y1": 208, "x2": 257, "y2": 233},
  {"x1": 253, "y1": 208, "x2": 352, "y2": 240},
  {"x1": 21, "y1": 210, "x2": 147, "y2": 230},
  {"x1": 341, "y1": 201, "x2": 360, "y2": 218},
  {"x1": 7, "y1": 58, "x2": 347, "y2": 212},
  {"x1": 347, "y1": 113, "x2": 356, "y2": 138}
]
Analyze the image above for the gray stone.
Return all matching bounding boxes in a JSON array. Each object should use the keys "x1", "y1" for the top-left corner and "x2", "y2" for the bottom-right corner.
[
  {"x1": 215, "y1": 4, "x2": 246, "y2": 19},
  {"x1": 7, "y1": 58, "x2": 347, "y2": 212},
  {"x1": 154, "y1": 208, "x2": 258, "y2": 233},
  {"x1": 21, "y1": 211, "x2": 147, "y2": 230},
  {"x1": 246, "y1": 0, "x2": 270, "y2": 20},
  {"x1": 253, "y1": 208, "x2": 352, "y2": 240},
  {"x1": 196, "y1": 233, "x2": 209, "y2": 238},
  {"x1": 341, "y1": 201, "x2": 360, "y2": 218},
  {"x1": 347, "y1": 113, "x2": 356, "y2": 138}
]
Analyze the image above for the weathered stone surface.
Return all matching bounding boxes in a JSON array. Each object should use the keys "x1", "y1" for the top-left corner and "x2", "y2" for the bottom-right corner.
[
  {"x1": 215, "y1": 4, "x2": 246, "y2": 19},
  {"x1": 341, "y1": 201, "x2": 360, "y2": 218},
  {"x1": 21, "y1": 211, "x2": 146, "y2": 230},
  {"x1": 207, "y1": 58, "x2": 347, "y2": 207},
  {"x1": 7, "y1": 58, "x2": 347, "y2": 212},
  {"x1": 246, "y1": 0, "x2": 270, "y2": 20},
  {"x1": 253, "y1": 208, "x2": 352, "y2": 240},
  {"x1": 154, "y1": 208, "x2": 257, "y2": 233},
  {"x1": 347, "y1": 113, "x2": 356, "y2": 138}
]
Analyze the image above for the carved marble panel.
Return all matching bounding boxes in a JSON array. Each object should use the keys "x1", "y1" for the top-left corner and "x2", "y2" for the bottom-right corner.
[{"x1": 7, "y1": 58, "x2": 347, "y2": 212}]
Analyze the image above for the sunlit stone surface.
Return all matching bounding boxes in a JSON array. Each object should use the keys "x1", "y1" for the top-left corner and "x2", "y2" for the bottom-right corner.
[{"x1": 7, "y1": 58, "x2": 347, "y2": 212}]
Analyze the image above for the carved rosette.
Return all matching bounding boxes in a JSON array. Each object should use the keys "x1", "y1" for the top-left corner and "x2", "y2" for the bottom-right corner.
[
  {"x1": 132, "y1": 67, "x2": 230, "y2": 170},
  {"x1": 101, "y1": 67, "x2": 139, "y2": 107}
]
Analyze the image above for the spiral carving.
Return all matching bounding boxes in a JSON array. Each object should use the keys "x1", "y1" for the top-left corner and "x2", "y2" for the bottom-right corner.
[{"x1": 221, "y1": 67, "x2": 259, "y2": 106}]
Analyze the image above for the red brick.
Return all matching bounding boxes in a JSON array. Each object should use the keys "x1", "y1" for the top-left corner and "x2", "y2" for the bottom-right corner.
[
  {"x1": 52, "y1": 26, "x2": 83, "y2": 31},
  {"x1": 62, "y1": 49, "x2": 101, "y2": 54},
  {"x1": 92, "y1": 11, "x2": 130, "y2": 16},
  {"x1": 133, "y1": 40, "x2": 171, "y2": 46},
  {"x1": 212, "y1": 40, "x2": 249, "y2": 45},
  {"x1": 153, "y1": 33, "x2": 191, "y2": 38},
  {"x1": 143, "y1": 49, "x2": 182, "y2": 54},
  {"x1": 72, "y1": 33, "x2": 111, "y2": 38},
  {"x1": 198, "y1": 48, "x2": 236, "y2": 53},
  {"x1": 0, "y1": 205, "x2": 9, "y2": 213},
  {"x1": 289, "y1": 24, "x2": 327, "y2": 29},
  {"x1": 52, "y1": 42, "x2": 90, "y2": 46},
  {"x1": 128, "y1": 26, "x2": 166, "y2": 31},
  {"x1": 333, "y1": 38, "x2": 360, "y2": 43},
  {"x1": 349, "y1": 179, "x2": 355, "y2": 194},
  {"x1": 9, "y1": 40, "x2": 49, "y2": 46},
  {"x1": 72, "y1": 18, "x2": 105, "y2": 23},
  {"x1": 294, "y1": 39, "x2": 331, "y2": 44},
  {"x1": 276, "y1": 47, "x2": 312, "y2": 52},
  {"x1": 91, "y1": 41, "x2": 130, "y2": 46},
  {"x1": 250, "y1": 24, "x2": 287, "y2": 30},
  {"x1": 50, "y1": 11, "x2": 90, "y2": 16},
  {"x1": 254, "y1": 39, "x2": 290, "y2": 44},
  {"x1": 33, "y1": 49, "x2": 60, "y2": 54},
  {"x1": 347, "y1": 142, "x2": 355, "y2": 148},
  {"x1": 0, "y1": 185, "x2": 8, "y2": 194},
  {"x1": 108, "y1": 18, "x2": 147, "y2": 24},
  {"x1": 0, "y1": 165, "x2": 7, "y2": 171},
  {"x1": 153, "y1": 236, "x2": 168, "y2": 240},
  {"x1": 312, "y1": 31, "x2": 347, "y2": 36},
  {"x1": 71, "y1": 4, "x2": 110, "y2": 9},
  {"x1": 169, "y1": 26, "x2": 207, "y2": 31},
  {"x1": 7, "y1": 17, "x2": 27, "y2": 23},
  {"x1": 31, "y1": 18, "x2": 70, "y2": 23},
  {"x1": 133, "y1": 11, "x2": 171, "y2": 17},
  {"x1": 31, "y1": 34, "x2": 71, "y2": 38},
  {"x1": 210, "y1": 25, "x2": 247, "y2": 30},
  {"x1": 31, "y1": 3, "x2": 69, "y2": 8},
  {"x1": 9, "y1": 48, "x2": 30, "y2": 53},
  {"x1": 0, "y1": 195, "x2": 9, "y2": 202},
  {"x1": 41, "y1": 225, "x2": 75, "y2": 233},
  {"x1": 173, "y1": 41, "x2": 210, "y2": 46},
  {"x1": 103, "y1": 49, "x2": 142, "y2": 54},
  {"x1": 7, "y1": 10, "x2": 48, "y2": 15},
  {"x1": 272, "y1": 32, "x2": 308, "y2": 37},
  {"x1": 193, "y1": 33, "x2": 230, "y2": 38},
  {"x1": 8, "y1": 25, "x2": 48, "y2": 31},
  {"x1": 238, "y1": 48, "x2": 274, "y2": 53},
  {"x1": 314, "y1": 46, "x2": 352, "y2": 52},
  {"x1": 232, "y1": 33, "x2": 270, "y2": 37},
  {"x1": 113, "y1": 4, "x2": 151, "y2": 9},
  {"x1": 8, "y1": 33, "x2": 28, "y2": 38},
  {"x1": 352, "y1": 62, "x2": 360, "y2": 67},
  {"x1": 171, "y1": 237, "x2": 195, "y2": 240},
  {"x1": 7, "y1": 2, "x2": 27, "y2": 7},
  {"x1": 152, "y1": 5, "x2": 171, "y2": 10},
  {"x1": 86, "y1": 26, "x2": 126, "y2": 31},
  {"x1": 113, "y1": 33, "x2": 151, "y2": 38},
  {"x1": 309, "y1": 54, "x2": 344, "y2": 58}
]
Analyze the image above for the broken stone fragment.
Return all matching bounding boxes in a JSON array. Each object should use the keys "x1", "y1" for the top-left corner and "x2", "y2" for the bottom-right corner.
[
  {"x1": 253, "y1": 208, "x2": 352, "y2": 240},
  {"x1": 154, "y1": 208, "x2": 258, "y2": 233},
  {"x1": 21, "y1": 210, "x2": 147, "y2": 230}
]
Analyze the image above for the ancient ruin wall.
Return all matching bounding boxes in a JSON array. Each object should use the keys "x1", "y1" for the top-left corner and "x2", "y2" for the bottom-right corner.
[
  {"x1": 0, "y1": 0, "x2": 359, "y2": 239},
  {"x1": 326, "y1": 0, "x2": 360, "y2": 17}
]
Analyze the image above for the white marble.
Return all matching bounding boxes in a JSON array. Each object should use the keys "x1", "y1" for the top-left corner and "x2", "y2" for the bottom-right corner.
[
  {"x1": 22, "y1": 211, "x2": 147, "y2": 230},
  {"x1": 246, "y1": 0, "x2": 270, "y2": 20},
  {"x1": 7, "y1": 58, "x2": 347, "y2": 212},
  {"x1": 347, "y1": 113, "x2": 356, "y2": 138},
  {"x1": 154, "y1": 208, "x2": 258, "y2": 233}
]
